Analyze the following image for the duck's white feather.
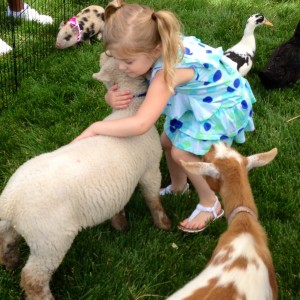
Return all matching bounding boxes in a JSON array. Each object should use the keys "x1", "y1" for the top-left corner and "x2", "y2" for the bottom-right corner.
[{"x1": 224, "y1": 13, "x2": 273, "y2": 76}]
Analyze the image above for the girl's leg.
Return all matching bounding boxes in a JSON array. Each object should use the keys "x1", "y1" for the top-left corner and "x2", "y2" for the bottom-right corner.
[
  {"x1": 161, "y1": 131, "x2": 188, "y2": 192},
  {"x1": 170, "y1": 146, "x2": 223, "y2": 231}
]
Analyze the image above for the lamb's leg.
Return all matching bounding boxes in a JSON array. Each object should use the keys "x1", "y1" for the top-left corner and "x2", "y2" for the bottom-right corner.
[
  {"x1": 139, "y1": 168, "x2": 172, "y2": 231},
  {"x1": 111, "y1": 209, "x2": 129, "y2": 231},
  {"x1": 0, "y1": 220, "x2": 21, "y2": 269},
  {"x1": 21, "y1": 231, "x2": 77, "y2": 300}
]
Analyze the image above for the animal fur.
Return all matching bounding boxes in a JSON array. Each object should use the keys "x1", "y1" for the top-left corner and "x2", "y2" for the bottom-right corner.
[
  {"x1": 259, "y1": 20, "x2": 300, "y2": 89},
  {"x1": 167, "y1": 143, "x2": 278, "y2": 300},
  {"x1": 0, "y1": 52, "x2": 171, "y2": 300},
  {"x1": 56, "y1": 5, "x2": 105, "y2": 49}
]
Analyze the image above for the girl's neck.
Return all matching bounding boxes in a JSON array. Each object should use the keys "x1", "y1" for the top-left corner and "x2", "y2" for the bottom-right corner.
[{"x1": 144, "y1": 69, "x2": 152, "y2": 80}]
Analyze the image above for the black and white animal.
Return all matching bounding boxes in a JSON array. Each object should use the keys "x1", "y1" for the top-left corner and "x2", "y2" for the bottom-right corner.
[
  {"x1": 224, "y1": 13, "x2": 273, "y2": 76},
  {"x1": 0, "y1": 52, "x2": 171, "y2": 300},
  {"x1": 56, "y1": 5, "x2": 105, "y2": 49}
]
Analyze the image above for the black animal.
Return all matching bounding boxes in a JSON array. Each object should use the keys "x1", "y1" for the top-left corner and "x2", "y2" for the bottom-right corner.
[{"x1": 259, "y1": 21, "x2": 300, "y2": 89}]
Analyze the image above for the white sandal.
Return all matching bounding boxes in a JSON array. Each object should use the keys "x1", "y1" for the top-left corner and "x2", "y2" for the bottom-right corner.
[
  {"x1": 178, "y1": 197, "x2": 224, "y2": 233},
  {"x1": 0, "y1": 38, "x2": 12, "y2": 55},
  {"x1": 160, "y1": 183, "x2": 189, "y2": 196}
]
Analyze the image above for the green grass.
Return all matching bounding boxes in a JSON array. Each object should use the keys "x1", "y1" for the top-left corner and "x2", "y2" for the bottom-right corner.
[{"x1": 0, "y1": 0, "x2": 300, "y2": 299}]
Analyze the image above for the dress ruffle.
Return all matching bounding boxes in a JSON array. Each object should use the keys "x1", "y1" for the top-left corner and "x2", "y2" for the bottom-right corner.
[{"x1": 151, "y1": 36, "x2": 256, "y2": 155}]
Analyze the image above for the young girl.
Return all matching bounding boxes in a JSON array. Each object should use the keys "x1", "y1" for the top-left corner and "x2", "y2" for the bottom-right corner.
[{"x1": 73, "y1": 1, "x2": 256, "y2": 233}]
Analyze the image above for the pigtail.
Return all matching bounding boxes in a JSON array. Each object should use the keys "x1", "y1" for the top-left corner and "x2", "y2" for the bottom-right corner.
[
  {"x1": 105, "y1": 0, "x2": 124, "y2": 21},
  {"x1": 103, "y1": 2, "x2": 184, "y2": 94},
  {"x1": 154, "y1": 10, "x2": 184, "y2": 93}
]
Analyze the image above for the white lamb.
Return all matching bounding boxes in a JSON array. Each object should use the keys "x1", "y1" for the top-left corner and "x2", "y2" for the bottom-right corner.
[{"x1": 0, "y1": 52, "x2": 171, "y2": 300}]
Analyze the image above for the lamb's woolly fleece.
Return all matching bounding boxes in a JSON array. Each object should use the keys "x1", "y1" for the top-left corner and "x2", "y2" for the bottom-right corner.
[{"x1": 0, "y1": 52, "x2": 171, "y2": 300}]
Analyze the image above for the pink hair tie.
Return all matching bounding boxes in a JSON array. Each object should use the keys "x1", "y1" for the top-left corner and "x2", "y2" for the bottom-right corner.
[{"x1": 67, "y1": 16, "x2": 81, "y2": 42}]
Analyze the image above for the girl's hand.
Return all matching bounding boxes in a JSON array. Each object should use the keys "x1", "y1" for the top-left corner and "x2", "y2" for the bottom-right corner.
[
  {"x1": 71, "y1": 123, "x2": 99, "y2": 144},
  {"x1": 105, "y1": 84, "x2": 133, "y2": 109}
]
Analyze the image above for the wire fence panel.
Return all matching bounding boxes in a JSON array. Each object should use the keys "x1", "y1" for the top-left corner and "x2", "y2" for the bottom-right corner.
[{"x1": 0, "y1": 0, "x2": 74, "y2": 110}]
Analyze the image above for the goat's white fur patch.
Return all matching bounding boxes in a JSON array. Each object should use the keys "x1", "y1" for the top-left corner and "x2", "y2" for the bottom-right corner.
[
  {"x1": 214, "y1": 143, "x2": 243, "y2": 164},
  {"x1": 167, "y1": 233, "x2": 273, "y2": 300}
]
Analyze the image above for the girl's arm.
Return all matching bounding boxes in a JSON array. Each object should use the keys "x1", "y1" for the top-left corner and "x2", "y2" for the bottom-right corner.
[{"x1": 72, "y1": 69, "x2": 194, "y2": 143}]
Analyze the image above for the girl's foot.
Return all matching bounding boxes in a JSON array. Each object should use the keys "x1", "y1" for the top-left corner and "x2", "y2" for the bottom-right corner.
[
  {"x1": 0, "y1": 38, "x2": 12, "y2": 55},
  {"x1": 160, "y1": 183, "x2": 189, "y2": 196},
  {"x1": 178, "y1": 197, "x2": 224, "y2": 233},
  {"x1": 7, "y1": 3, "x2": 53, "y2": 24}
]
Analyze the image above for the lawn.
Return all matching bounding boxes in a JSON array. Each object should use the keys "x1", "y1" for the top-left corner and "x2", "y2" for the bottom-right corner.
[{"x1": 0, "y1": 0, "x2": 299, "y2": 299}]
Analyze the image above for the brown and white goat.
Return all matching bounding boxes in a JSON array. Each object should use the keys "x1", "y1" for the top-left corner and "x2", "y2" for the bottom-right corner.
[{"x1": 167, "y1": 143, "x2": 278, "y2": 300}]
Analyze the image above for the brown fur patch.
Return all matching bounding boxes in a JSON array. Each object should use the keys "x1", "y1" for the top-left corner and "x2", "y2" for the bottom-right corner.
[
  {"x1": 111, "y1": 209, "x2": 129, "y2": 231},
  {"x1": 184, "y1": 278, "x2": 246, "y2": 300},
  {"x1": 21, "y1": 269, "x2": 54, "y2": 300},
  {"x1": 224, "y1": 256, "x2": 248, "y2": 271},
  {"x1": 211, "y1": 245, "x2": 233, "y2": 265}
]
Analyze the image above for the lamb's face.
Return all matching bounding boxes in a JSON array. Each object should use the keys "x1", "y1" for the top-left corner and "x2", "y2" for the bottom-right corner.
[
  {"x1": 92, "y1": 53, "x2": 119, "y2": 89},
  {"x1": 92, "y1": 52, "x2": 148, "y2": 94}
]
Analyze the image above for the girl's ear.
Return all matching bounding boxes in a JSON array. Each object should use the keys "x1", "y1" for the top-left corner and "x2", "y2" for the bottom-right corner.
[{"x1": 152, "y1": 44, "x2": 162, "y2": 58}]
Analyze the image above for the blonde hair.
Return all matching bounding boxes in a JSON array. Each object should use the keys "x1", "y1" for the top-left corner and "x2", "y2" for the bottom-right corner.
[{"x1": 104, "y1": 0, "x2": 184, "y2": 93}]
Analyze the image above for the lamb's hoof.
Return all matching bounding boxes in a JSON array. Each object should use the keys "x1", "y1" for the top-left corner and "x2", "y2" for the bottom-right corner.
[
  {"x1": 0, "y1": 244, "x2": 21, "y2": 270},
  {"x1": 1, "y1": 253, "x2": 21, "y2": 270},
  {"x1": 111, "y1": 210, "x2": 129, "y2": 231},
  {"x1": 158, "y1": 216, "x2": 172, "y2": 231}
]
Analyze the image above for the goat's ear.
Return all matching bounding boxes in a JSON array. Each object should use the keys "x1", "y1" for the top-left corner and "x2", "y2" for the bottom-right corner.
[
  {"x1": 180, "y1": 160, "x2": 220, "y2": 178},
  {"x1": 246, "y1": 148, "x2": 278, "y2": 171}
]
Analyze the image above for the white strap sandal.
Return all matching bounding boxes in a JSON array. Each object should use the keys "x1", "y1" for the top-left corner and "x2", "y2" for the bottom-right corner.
[
  {"x1": 178, "y1": 197, "x2": 224, "y2": 233},
  {"x1": 0, "y1": 38, "x2": 12, "y2": 55},
  {"x1": 160, "y1": 183, "x2": 189, "y2": 196}
]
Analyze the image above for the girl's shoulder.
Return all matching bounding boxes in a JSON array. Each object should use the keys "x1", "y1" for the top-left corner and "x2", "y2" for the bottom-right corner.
[
  {"x1": 181, "y1": 36, "x2": 223, "y2": 62},
  {"x1": 150, "y1": 36, "x2": 226, "y2": 81}
]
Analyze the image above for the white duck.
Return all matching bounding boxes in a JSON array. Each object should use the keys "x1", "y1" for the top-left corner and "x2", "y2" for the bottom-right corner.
[{"x1": 224, "y1": 13, "x2": 273, "y2": 76}]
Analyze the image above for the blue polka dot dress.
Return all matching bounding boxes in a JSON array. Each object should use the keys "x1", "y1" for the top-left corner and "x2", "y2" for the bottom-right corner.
[{"x1": 150, "y1": 36, "x2": 256, "y2": 155}]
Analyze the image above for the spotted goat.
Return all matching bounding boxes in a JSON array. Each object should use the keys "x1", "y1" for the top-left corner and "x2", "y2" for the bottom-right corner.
[
  {"x1": 56, "y1": 5, "x2": 105, "y2": 49},
  {"x1": 167, "y1": 143, "x2": 278, "y2": 300}
]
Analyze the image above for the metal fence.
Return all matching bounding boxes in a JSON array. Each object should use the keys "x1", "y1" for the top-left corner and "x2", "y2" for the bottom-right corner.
[{"x1": 0, "y1": 0, "x2": 74, "y2": 110}]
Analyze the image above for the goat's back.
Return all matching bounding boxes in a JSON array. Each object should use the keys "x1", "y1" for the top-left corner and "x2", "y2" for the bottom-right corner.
[{"x1": 167, "y1": 217, "x2": 277, "y2": 300}]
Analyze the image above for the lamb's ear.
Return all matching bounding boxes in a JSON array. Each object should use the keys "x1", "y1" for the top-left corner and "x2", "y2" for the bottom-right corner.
[
  {"x1": 100, "y1": 52, "x2": 110, "y2": 67},
  {"x1": 59, "y1": 21, "x2": 65, "y2": 29},
  {"x1": 92, "y1": 70, "x2": 110, "y2": 82},
  {"x1": 246, "y1": 148, "x2": 278, "y2": 171},
  {"x1": 180, "y1": 160, "x2": 220, "y2": 178}
]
